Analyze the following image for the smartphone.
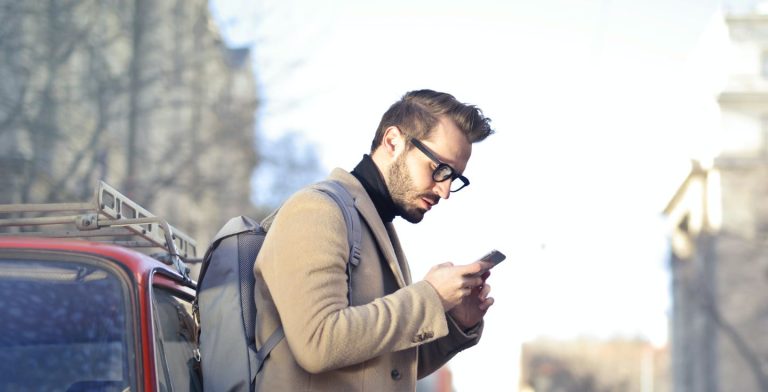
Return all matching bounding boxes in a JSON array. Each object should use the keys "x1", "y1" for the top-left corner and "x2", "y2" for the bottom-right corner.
[{"x1": 480, "y1": 249, "x2": 506, "y2": 266}]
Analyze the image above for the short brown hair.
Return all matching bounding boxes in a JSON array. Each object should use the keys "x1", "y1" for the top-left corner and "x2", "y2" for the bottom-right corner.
[{"x1": 370, "y1": 89, "x2": 494, "y2": 152}]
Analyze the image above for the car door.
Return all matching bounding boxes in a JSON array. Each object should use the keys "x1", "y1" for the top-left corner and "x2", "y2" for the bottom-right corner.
[{"x1": 150, "y1": 272, "x2": 201, "y2": 392}]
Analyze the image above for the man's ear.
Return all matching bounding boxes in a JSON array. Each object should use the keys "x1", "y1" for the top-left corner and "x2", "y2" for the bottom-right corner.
[{"x1": 381, "y1": 126, "x2": 406, "y2": 158}]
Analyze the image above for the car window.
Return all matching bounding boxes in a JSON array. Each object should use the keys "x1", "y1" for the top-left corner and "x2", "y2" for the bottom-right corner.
[
  {"x1": 0, "y1": 255, "x2": 136, "y2": 392},
  {"x1": 151, "y1": 284, "x2": 202, "y2": 392}
]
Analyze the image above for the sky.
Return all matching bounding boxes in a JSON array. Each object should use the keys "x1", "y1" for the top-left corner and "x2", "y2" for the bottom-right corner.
[{"x1": 210, "y1": 0, "x2": 756, "y2": 390}]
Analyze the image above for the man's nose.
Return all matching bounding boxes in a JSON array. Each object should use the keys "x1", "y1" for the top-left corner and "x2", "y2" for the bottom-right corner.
[{"x1": 434, "y1": 180, "x2": 451, "y2": 200}]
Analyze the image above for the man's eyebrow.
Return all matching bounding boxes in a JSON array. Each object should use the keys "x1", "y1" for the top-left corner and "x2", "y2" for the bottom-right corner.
[{"x1": 425, "y1": 142, "x2": 460, "y2": 168}]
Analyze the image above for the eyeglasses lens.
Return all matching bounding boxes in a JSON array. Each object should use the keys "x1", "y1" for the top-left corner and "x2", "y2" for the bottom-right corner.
[
  {"x1": 433, "y1": 165, "x2": 453, "y2": 182},
  {"x1": 450, "y1": 178, "x2": 467, "y2": 192}
]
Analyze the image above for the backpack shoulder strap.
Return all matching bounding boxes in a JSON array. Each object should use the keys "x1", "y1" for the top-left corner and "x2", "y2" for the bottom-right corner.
[
  {"x1": 254, "y1": 325, "x2": 284, "y2": 373},
  {"x1": 312, "y1": 180, "x2": 363, "y2": 270}
]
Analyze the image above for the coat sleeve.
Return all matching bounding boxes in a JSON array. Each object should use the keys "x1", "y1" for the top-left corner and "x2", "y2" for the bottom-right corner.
[
  {"x1": 416, "y1": 315, "x2": 483, "y2": 379},
  {"x1": 258, "y1": 189, "x2": 450, "y2": 374}
]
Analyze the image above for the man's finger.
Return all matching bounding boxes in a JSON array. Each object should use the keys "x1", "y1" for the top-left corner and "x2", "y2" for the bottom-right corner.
[
  {"x1": 431, "y1": 262, "x2": 454, "y2": 272},
  {"x1": 479, "y1": 283, "x2": 491, "y2": 299},
  {"x1": 459, "y1": 261, "x2": 489, "y2": 275},
  {"x1": 466, "y1": 276, "x2": 484, "y2": 288},
  {"x1": 479, "y1": 297, "x2": 495, "y2": 311}
]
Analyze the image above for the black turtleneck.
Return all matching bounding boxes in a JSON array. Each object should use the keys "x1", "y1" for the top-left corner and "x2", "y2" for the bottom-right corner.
[{"x1": 350, "y1": 154, "x2": 399, "y2": 223}]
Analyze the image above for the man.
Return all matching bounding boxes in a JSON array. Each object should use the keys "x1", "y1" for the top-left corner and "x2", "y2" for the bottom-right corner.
[{"x1": 254, "y1": 89, "x2": 496, "y2": 391}]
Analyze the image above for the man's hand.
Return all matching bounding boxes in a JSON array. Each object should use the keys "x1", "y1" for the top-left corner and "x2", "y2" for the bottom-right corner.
[
  {"x1": 449, "y1": 270, "x2": 494, "y2": 330},
  {"x1": 423, "y1": 261, "x2": 492, "y2": 312}
]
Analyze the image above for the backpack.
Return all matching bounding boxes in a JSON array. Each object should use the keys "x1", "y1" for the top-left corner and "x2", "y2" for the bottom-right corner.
[{"x1": 195, "y1": 180, "x2": 362, "y2": 392}]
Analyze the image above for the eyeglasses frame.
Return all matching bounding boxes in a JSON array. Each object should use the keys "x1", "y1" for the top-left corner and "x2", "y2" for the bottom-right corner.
[{"x1": 409, "y1": 138, "x2": 470, "y2": 193}]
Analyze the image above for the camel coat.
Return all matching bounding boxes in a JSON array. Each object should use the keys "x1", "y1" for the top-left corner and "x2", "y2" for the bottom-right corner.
[{"x1": 253, "y1": 168, "x2": 482, "y2": 391}]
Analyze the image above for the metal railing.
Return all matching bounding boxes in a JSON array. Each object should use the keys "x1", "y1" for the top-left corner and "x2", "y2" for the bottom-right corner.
[{"x1": 0, "y1": 182, "x2": 197, "y2": 280}]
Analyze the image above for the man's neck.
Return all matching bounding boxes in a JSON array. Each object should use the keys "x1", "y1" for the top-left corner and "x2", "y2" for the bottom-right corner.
[{"x1": 350, "y1": 154, "x2": 398, "y2": 223}]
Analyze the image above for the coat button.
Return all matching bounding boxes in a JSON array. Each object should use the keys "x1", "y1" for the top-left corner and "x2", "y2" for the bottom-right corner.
[{"x1": 391, "y1": 369, "x2": 401, "y2": 380}]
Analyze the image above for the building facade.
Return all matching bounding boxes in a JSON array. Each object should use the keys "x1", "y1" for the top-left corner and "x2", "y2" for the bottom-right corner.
[{"x1": 664, "y1": 6, "x2": 768, "y2": 392}]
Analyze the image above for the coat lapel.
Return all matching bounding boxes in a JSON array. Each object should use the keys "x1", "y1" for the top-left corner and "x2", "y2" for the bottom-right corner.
[
  {"x1": 329, "y1": 169, "x2": 407, "y2": 288},
  {"x1": 385, "y1": 222, "x2": 412, "y2": 285}
]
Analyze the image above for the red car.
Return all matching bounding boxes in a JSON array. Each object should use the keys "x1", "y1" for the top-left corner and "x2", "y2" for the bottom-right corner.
[{"x1": 0, "y1": 182, "x2": 202, "y2": 391}]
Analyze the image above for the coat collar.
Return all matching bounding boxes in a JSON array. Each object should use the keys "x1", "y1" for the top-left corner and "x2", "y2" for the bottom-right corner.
[{"x1": 328, "y1": 168, "x2": 408, "y2": 288}]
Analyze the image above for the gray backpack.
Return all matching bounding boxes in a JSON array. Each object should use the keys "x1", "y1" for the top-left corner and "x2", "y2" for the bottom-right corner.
[{"x1": 195, "y1": 180, "x2": 362, "y2": 391}]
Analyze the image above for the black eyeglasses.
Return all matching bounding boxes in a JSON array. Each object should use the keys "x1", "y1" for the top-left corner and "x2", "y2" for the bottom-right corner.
[{"x1": 409, "y1": 138, "x2": 470, "y2": 192}]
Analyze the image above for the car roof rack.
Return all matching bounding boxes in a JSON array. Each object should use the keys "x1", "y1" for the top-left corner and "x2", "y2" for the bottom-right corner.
[{"x1": 0, "y1": 181, "x2": 196, "y2": 281}]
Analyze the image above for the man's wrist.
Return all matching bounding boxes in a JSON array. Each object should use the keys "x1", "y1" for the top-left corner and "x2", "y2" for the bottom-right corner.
[
  {"x1": 462, "y1": 321, "x2": 482, "y2": 335},
  {"x1": 447, "y1": 313, "x2": 482, "y2": 335}
]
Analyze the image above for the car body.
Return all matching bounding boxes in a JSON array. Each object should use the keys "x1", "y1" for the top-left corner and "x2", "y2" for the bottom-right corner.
[{"x1": 0, "y1": 237, "x2": 201, "y2": 392}]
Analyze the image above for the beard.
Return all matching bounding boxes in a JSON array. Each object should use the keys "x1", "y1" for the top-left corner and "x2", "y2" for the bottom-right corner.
[{"x1": 388, "y1": 154, "x2": 436, "y2": 223}]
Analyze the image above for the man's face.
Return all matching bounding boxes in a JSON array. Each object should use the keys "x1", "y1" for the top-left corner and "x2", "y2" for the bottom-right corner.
[{"x1": 387, "y1": 118, "x2": 472, "y2": 223}]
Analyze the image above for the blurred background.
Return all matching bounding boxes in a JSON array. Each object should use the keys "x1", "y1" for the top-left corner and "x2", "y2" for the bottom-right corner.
[{"x1": 2, "y1": 0, "x2": 768, "y2": 391}]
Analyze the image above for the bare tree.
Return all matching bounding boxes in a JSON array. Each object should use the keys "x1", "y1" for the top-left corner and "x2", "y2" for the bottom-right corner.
[
  {"x1": 0, "y1": 0, "x2": 259, "y2": 247},
  {"x1": 0, "y1": 0, "x2": 331, "y2": 252}
]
